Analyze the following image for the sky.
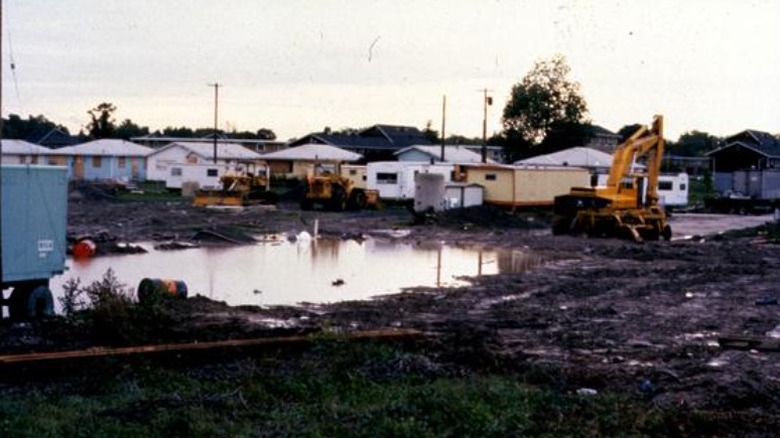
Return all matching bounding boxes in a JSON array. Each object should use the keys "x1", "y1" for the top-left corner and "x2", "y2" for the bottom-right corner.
[{"x1": 1, "y1": 0, "x2": 779, "y2": 142}]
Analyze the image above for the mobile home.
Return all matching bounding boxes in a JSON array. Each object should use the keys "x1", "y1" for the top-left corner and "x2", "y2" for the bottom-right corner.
[
  {"x1": 366, "y1": 161, "x2": 454, "y2": 201},
  {"x1": 463, "y1": 164, "x2": 591, "y2": 207}
]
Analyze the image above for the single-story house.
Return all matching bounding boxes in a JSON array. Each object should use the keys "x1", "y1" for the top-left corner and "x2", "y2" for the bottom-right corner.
[
  {"x1": 395, "y1": 144, "x2": 497, "y2": 164},
  {"x1": 705, "y1": 129, "x2": 780, "y2": 194},
  {"x1": 57, "y1": 139, "x2": 154, "y2": 182},
  {"x1": 146, "y1": 141, "x2": 267, "y2": 189},
  {"x1": 261, "y1": 143, "x2": 362, "y2": 179},
  {"x1": 1, "y1": 140, "x2": 58, "y2": 165}
]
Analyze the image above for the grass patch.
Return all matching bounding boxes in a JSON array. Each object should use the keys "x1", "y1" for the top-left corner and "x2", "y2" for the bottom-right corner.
[{"x1": 0, "y1": 339, "x2": 748, "y2": 438}]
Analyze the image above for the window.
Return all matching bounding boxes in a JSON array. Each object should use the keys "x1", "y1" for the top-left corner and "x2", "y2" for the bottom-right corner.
[
  {"x1": 658, "y1": 181, "x2": 673, "y2": 191},
  {"x1": 679, "y1": 183, "x2": 686, "y2": 191},
  {"x1": 118, "y1": 157, "x2": 126, "y2": 168},
  {"x1": 171, "y1": 167, "x2": 182, "y2": 177},
  {"x1": 484, "y1": 173, "x2": 497, "y2": 181},
  {"x1": 92, "y1": 156, "x2": 102, "y2": 168},
  {"x1": 349, "y1": 169, "x2": 358, "y2": 176},
  {"x1": 207, "y1": 168, "x2": 219, "y2": 177},
  {"x1": 376, "y1": 172, "x2": 398, "y2": 184}
]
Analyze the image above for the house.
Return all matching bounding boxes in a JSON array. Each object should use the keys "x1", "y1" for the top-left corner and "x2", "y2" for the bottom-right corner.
[
  {"x1": 705, "y1": 129, "x2": 780, "y2": 194},
  {"x1": 395, "y1": 145, "x2": 497, "y2": 164},
  {"x1": 57, "y1": 139, "x2": 153, "y2": 182},
  {"x1": 289, "y1": 124, "x2": 432, "y2": 162},
  {"x1": 584, "y1": 125, "x2": 622, "y2": 153},
  {"x1": 462, "y1": 164, "x2": 591, "y2": 208},
  {"x1": 1, "y1": 140, "x2": 56, "y2": 165},
  {"x1": 146, "y1": 141, "x2": 266, "y2": 188},
  {"x1": 261, "y1": 143, "x2": 362, "y2": 179}
]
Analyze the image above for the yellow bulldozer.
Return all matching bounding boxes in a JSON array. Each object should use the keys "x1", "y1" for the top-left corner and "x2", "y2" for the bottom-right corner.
[
  {"x1": 300, "y1": 163, "x2": 377, "y2": 211},
  {"x1": 552, "y1": 115, "x2": 671, "y2": 242},
  {"x1": 193, "y1": 165, "x2": 278, "y2": 207}
]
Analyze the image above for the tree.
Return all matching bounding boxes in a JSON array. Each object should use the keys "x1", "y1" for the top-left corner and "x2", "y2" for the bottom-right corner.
[
  {"x1": 421, "y1": 120, "x2": 439, "y2": 144},
  {"x1": 2, "y1": 114, "x2": 70, "y2": 139},
  {"x1": 502, "y1": 54, "x2": 589, "y2": 156},
  {"x1": 114, "y1": 119, "x2": 150, "y2": 140},
  {"x1": 87, "y1": 102, "x2": 117, "y2": 139},
  {"x1": 256, "y1": 128, "x2": 276, "y2": 140},
  {"x1": 669, "y1": 130, "x2": 723, "y2": 156},
  {"x1": 617, "y1": 124, "x2": 644, "y2": 142}
]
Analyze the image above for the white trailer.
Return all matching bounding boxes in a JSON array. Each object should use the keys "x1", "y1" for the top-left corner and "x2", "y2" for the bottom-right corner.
[
  {"x1": 166, "y1": 163, "x2": 225, "y2": 190},
  {"x1": 595, "y1": 172, "x2": 689, "y2": 208},
  {"x1": 366, "y1": 161, "x2": 454, "y2": 201}
]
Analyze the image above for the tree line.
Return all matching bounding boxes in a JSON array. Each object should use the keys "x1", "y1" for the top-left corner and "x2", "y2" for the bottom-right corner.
[
  {"x1": 4, "y1": 54, "x2": 769, "y2": 158},
  {"x1": 1, "y1": 102, "x2": 277, "y2": 143}
]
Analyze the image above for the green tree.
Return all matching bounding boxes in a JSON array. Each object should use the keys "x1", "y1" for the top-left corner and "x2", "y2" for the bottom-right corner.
[
  {"x1": 114, "y1": 119, "x2": 150, "y2": 140},
  {"x1": 617, "y1": 124, "x2": 644, "y2": 142},
  {"x1": 87, "y1": 102, "x2": 117, "y2": 139},
  {"x1": 502, "y1": 54, "x2": 589, "y2": 156},
  {"x1": 1, "y1": 114, "x2": 70, "y2": 139},
  {"x1": 669, "y1": 130, "x2": 723, "y2": 156},
  {"x1": 422, "y1": 120, "x2": 439, "y2": 144},
  {"x1": 256, "y1": 128, "x2": 276, "y2": 140}
]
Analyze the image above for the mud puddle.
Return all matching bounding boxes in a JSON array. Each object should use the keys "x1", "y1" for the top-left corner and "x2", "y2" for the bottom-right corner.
[{"x1": 50, "y1": 234, "x2": 544, "y2": 311}]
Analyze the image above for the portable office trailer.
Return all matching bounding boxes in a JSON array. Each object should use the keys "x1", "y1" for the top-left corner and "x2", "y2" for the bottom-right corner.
[
  {"x1": 464, "y1": 164, "x2": 591, "y2": 207},
  {"x1": 340, "y1": 164, "x2": 367, "y2": 189},
  {"x1": 366, "y1": 161, "x2": 454, "y2": 201},
  {"x1": 166, "y1": 163, "x2": 224, "y2": 190},
  {"x1": 1, "y1": 165, "x2": 67, "y2": 320}
]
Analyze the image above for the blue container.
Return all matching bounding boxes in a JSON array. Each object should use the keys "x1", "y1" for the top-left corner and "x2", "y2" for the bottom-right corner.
[{"x1": 1, "y1": 165, "x2": 68, "y2": 284}]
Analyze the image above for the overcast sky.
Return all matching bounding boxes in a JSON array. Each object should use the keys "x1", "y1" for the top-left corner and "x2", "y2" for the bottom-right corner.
[{"x1": 1, "y1": 0, "x2": 778, "y2": 142}]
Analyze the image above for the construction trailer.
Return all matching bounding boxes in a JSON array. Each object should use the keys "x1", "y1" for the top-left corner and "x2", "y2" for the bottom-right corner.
[
  {"x1": 462, "y1": 164, "x2": 591, "y2": 208},
  {"x1": 413, "y1": 173, "x2": 483, "y2": 213},
  {"x1": 1, "y1": 165, "x2": 68, "y2": 320},
  {"x1": 366, "y1": 161, "x2": 454, "y2": 201}
]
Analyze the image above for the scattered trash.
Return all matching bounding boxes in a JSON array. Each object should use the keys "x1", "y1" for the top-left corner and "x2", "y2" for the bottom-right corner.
[{"x1": 576, "y1": 388, "x2": 598, "y2": 396}]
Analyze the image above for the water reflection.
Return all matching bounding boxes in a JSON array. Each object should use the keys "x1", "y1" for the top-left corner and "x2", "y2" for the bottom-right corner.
[{"x1": 50, "y1": 236, "x2": 543, "y2": 310}]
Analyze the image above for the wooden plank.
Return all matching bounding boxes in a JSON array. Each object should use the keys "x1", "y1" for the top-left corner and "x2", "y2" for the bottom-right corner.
[{"x1": 0, "y1": 328, "x2": 423, "y2": 366}]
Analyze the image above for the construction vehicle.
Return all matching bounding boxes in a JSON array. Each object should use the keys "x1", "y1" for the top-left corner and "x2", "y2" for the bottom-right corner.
[
  {"x1": 552, "y1": 115, "x2": 672, "y2": 242},
  {"x1": 193, "y1": 163, "x2": 278, "y2": 207},
  {"x1": 300, "y1": 163, "x2": 376, "y2": 211}
]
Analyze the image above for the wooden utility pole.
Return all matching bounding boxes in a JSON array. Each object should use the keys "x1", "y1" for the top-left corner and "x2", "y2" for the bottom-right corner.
[
  {"x1": 208, "y1": 83, "x2": 220, "y2": 163},
  {"x1": 480, "y1": 88, "x2": 492, "y2": 163},
  {"x1": 440, "y1": 95, "x2": 446, "y2": 162}
]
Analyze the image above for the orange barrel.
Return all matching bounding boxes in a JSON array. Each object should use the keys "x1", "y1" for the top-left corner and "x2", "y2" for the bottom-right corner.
[
  {"x1": 72, "y1": 239, "x2": 96, "y2": 258},
  {"x1": 137, "y1": 278, "x2": 188, "y2": 303}
]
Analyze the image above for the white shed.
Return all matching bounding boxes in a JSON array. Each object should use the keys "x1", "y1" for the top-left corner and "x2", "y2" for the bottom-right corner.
[{"x1": 366, "y1": 161, "x2": 454, "y2": 201}]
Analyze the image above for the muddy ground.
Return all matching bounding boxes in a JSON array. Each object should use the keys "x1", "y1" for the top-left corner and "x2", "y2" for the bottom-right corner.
[{"x1": 7, "y1": 192, "x2": 780, "y2": 429}]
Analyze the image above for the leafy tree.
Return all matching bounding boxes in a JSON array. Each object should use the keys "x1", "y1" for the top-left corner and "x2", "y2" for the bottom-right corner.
[
  {"x1": 87, "y1": 102, "x2": 117, "y2": 139},
  {"x1": 617, "y1": 124, "x2": 644, "y2": 142},
  {"x1": 114, "y1": 119, "x2": 150, "y2": 140},
  {"x1": 162, "y1": 126, "x2": 195, "y2": 137},
  {"x1": 256, "y1": 128, "x2": 276, "y2": 140},
  {"x1": 1, "y1": 114, "x2": 70, "y2": 139},
  {"x1": 502, "y1": 54, "x2": 589, "y2": 156},
  {"x1": 669, "y1": 130, "x2": 723, "y2": 156},
  {"x1": 422, "y1": 120, "x2": 439, "y2": 144}
]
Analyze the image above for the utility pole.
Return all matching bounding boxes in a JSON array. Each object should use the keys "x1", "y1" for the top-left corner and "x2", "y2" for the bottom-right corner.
[
  {"x1": 479, "y1": 88, "x2": 493, "y2": 163},
  {"x1": 440, "y1": 95, "x2": 446, "y2": 162},
  {"x1": 208, "y1": 83, "x2": 220, "y2": 163}
]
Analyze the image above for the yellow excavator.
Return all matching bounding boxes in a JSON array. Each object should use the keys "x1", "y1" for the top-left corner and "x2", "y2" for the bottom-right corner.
[{"x1": 552, "y1": 115, "x2": 671, "y2": 242}]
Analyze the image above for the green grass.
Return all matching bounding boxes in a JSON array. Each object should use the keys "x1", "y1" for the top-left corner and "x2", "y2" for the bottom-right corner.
[{"x1": 0, "y1": 341, "x2": 726, "y2": 438}]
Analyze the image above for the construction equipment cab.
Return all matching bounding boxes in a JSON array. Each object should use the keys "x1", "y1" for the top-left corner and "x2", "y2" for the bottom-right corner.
[
  {"x1": 301, "y1": 162, "x2": 373, "y2": 211},
  {"x1": 553, "y1": 115, "x2": 671, "y2": 242}
]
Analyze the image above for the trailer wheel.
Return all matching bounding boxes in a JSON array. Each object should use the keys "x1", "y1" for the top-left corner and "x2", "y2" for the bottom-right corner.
[
  {"x1": 661, "y1": 225, "x2": 672, "y2": 241},
  {"x1": 348, "y1": 190, "x2": 366, "y2": 211},
  {"x1": 8, "y1": 285, "x2": 54, "y2": 321},
  {"x1": 330, "y1": 186, "x2": 347, "y2": 211}
]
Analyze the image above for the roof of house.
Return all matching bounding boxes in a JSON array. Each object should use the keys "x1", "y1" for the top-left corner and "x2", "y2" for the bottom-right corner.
[
  {"x1": 25, "y1": 127, "x2": 81, "y2": 148},
  {"x1": 395, "y1": 145, "x2": 496, "y2": 164},
  {"x1": 290, "y1": 124, "x2": 432, "y2": 150},
  {"x1": 1, "y1": 139, "x2": 56, "y2": 155},
  {"x1": 514, "y1": 147, "x2": 614, "y2": 168},
  {"x1": 58, "y1": 139, "x2": 154, "y2": 157},
  {"x1": 706, "y1": 129, "x2": 780, "y2": 157},
  {"x1": 151, "y1": 142, "x2": 264, "y2": 161},
  {"x1": 261, "y1": 143, "x2": 362, "y2": 162}
]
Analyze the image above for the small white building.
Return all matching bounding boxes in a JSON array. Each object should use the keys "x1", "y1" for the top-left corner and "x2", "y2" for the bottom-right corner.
[
  {"x1": 146, "y1": 142, "x2": 265, "y2": 189},
  {"x1": 0, "y1": 140, "x2": 55, "y2": 165},
  {"x1": 366, "y1": 161, "x2": 454, "y2": 201},
  {"x1": 395, "y1": 144, "x2": 497, "y2": 164}
]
